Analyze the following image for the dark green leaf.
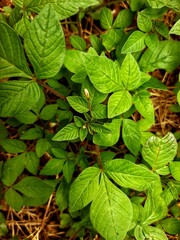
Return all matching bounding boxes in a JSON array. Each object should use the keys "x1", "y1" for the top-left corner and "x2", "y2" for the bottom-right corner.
[
  {"x1": 39, "y1": 104, "x2": 58, "y2": 120},
  {"x1": 5, "y1": 188, "x2": 23, "y2": 212},
  {"x1": 24, "y1": 151, "x2": 39, "y2": 175},
  {"x1": 40, "y1": 158, "x2": 65, "y2": 175},
  {"x1": 1, "y1": 139, "x2": 26, "y2": 153}
]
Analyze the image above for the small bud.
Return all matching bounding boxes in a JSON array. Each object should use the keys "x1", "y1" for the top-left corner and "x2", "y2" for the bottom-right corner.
[
  {"x1": 83, "y1": 125, "x2": 87, "y2": 129},
  {"x1": 84, "y1": 88, "x2": 90, "y2": 99}
]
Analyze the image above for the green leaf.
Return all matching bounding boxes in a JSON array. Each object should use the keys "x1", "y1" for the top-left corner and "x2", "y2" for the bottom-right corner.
[
  {"x1": 24, "y1": 151, "x2": 39, "y2": 175},
  {"x1": 0, "y1": 22, "x2": 32, "y2": 79},
  {"x1": 69, "y1": 167, "x2": 100, "y2": 212},
  {"x1": 169, "y1": 162, "x2": 180, "y2": 181},
  {"x1": 140, "y1": 77, "x2": 167, "y2": 90},
  {"x1": 84, "y1": 54, "x2": 124, "y2": 93},
  {"x1": 35, "y1": 138, "x2": 51, "y2": 158},
  {"x1": 20, "y1": 127, "x2": 43, "y2": 140},
  {"x1": 23, "y1": 0, "x2": 98, "y2": 20},
  {"x1": 122, "y1": 119, "x2": 141, "y2": 156},
  {"x1": 121, "y1": 31, "x2": 146, "y2": 53},
  {"x1": 39, "y1": 104, "x2": 58, "y2": 120},
  {"x1": 169, "y1": 19, "x2": 180, "y2": 35},
  {"x1": 105, "y1": 159, "x2": 158, "y2": 191},
  {"x1": 0, "y1": 80, "x2": 40, "y2": 117},
  {"x1": 90, "y1": 35, "x2": 104, "y2": 54},
  {"x1": 133, "y1": 90, "x2": 155, "y2": 123},
  {"x1": 40, "y1": 158, "x2": 65, "y2": 175},
  {"x1": 2, "y1": 154, "x2": 25, "y2": 186},
  {"x1": 145, "y1": 33, "x2": 159, "y2": 51},
  {"x1": 113, "y1": 9, "x2": 133, "y2": 29},
  {"x1": 155, "y1": 22, "x2": 169, "y2": 39},
  {"x1": 56, "y1": 179, "x2": 69, "y2": 212},
  {"x1": 14, "y1": 176, "x2": 54, "y2": 198},
  {"x1": 177, "y1": 91, "x2": 180, "y2": 105},
  {"x1": 143, "y1": 226, "x2": 168, "y2": 240},
  {"x1": 24, "y1": 4, "x2": 65, "y2": 79},
  {"x1": 67, "y1": 96, "x2": 89, "y2": 113},
  {"x1": 100, "y1": 7, "x2": 113, "y2": 30},
  {"x1": 14, "y1": 14, "x2": 31, "y2": 38},
  {"x1": 139, "y1": 40, "x2": 180, "y2": 72},
  {"x1": 101, "y1": 28, "x2": 124, "y2": 51},
  {"x1": 70, "y1": 35, "x2": 86, "y2": 51},
  {"x1": 137, "y1": 12, "x2": 152, "y2": 32},
  {"x1": 63, "y1": 161, "x2": 74, "y2": 183},
  {"x1": 0, "y1": 122, "x2": 8, "y2": 140},
  {"x1": 5, "y1": 188, "x2": 23, "y2": 212},
  {"x1": 142, "y1": 132, "x2": 177, "y2": 170},
  {"x1": 91, "y1": 104, "x2": 107, "y2": 119},
  {"x1": 161, "y1": 218, "x2": 180, "y2": 235},
  {"x1": 90, "y1": 174, "x2": 132, "y2": 240},
  {"x1": 15, "y1": 110, "x2": 37, "y2": 124},
  {"x1": 90, "y1": 123, "x2": 112, "y2": 134},
  {"x1": 1, "y1": 139, "x2": 26, "y2": 153},
  {"x1": 120, "y1": 53, "x2": 140, "y2": 90},
  {"x1": 93, "y1": 118, "x2": 121, "y2": 146},
  {"x1": 108, "y1": 91, "x2": 132, "y2": 118}
]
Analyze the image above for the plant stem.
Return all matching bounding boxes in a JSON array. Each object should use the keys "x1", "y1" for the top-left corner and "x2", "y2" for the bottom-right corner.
[{"x1": 95, "y1": 145, "x2": 103, "y2": 170}]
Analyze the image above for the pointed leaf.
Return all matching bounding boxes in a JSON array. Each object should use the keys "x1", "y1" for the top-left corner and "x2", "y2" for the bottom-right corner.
[
  {"x1": 67, "y1": 96, "x2": 89, "y2": 113},
  {"x1": 63, "y1": 160, "x2": 74, "y2": 183},
  {"x1": 108, "y1": 90, "x2": 132, "y2": 118},
  {"x1": 5, "y1": 188, "x2": 23, "y2": 212},
  {"x1": 169, "y1": 162, "x2": 180, "y2": 181},
  {"x1": 0, "y1": 80, "x2": 40, "y2": 117},
  {"x1": 113, "y1": 9, "x2": 133, "y2": 29},
  {"x1": 69, "y1": 167, "x2": 100, "y2": 212},
  {"x1": 144, "y1": 226, "x2": 168, "y2": 240},
  {"x1": 0, "y1": 22, "x2": 32, "y2": 79},
  {"x1": 53, "y1": 123, "x2": 79, "y2": 141},
  {"x1": 70, "y1": 35, "x2": 86, "y2": 51},
  {"x1": 90, "y1": 174, "x2": 132, "y2": 240},
  {"x1": 169, "y1": 19, "x2": 180, "y2": 35},
  {"x1": 100, "y1": 7, "x2": 113, "y2": 30},
  {"x1": 24, "y1": 4, "x2": 65, "y2": 79},
  {"x1": 24, "y1": 151, "x2": 40, "y2": 175},
  {"x1": 40, "y1": 158, "x2": 65, "y2": 175},
  {"x1": 105, "y1": 159, "x2": 159, "y2": 191},
  {"x1": 137, "y1": 12, "x2": 152, "y2": 33},
  {"x1": 142, "y1": 132, "x2": 177, "y2": 170},
  {"x1": 1, "y1": 139, "x2": 26, "y2": 153}
]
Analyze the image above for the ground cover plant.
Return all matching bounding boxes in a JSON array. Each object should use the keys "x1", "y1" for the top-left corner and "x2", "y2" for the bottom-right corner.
[{"x1": 0, "y1": 0, "x2": 180, "y2": 239}]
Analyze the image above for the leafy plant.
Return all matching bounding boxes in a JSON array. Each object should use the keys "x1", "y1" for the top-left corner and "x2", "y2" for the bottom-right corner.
[{"x1": 0, "y1": 0, "x2": 180, "y2": 239}]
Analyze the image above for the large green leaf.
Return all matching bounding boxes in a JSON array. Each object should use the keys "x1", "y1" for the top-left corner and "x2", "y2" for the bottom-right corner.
[
  {"x1": 122, "y1": 119, "x2": 141, "y2": 156},
  {"x1": 52, "y1": 123, "x2": 79, "y2": 141},
  {"x1": 5, "y1": 188, "x2": 23, "y2": 212},
  {"x1": 133, "y1": 90, "x2": 155, "y2": 123},
  {"x1": 120, "y1": 53, "x2": 140, "y2": 90},
  {"x1": 142, "y1": 132, "x2": 177, "y2": 170},
  {"x1": 0, "y1": 80, "x2": 40, "y2": 117},
  {"x1": 84, "y1": 54, "x2": 124, "y2": 93},
  {"x1": 0, "y1": 22, "x2": 32, "y2": 79},
  {"x1": 139, "y1": 40, "x2": 180, "y2": 72},
  {"x1": 69, "y1": 167, "x2": 100, "y2": 212},
  {"x1": 90, "y1": 174, "x2": 132, "y2": 240},
  {"x1": 22, "y1": 0, "x2": 98, "y2": 20},
  {"x1": 24, "y1": 4, "x2": 65, "y2": 79},
  {"x1": 108, "y1": 90, "x2": 132, "y2": 118},
  {"x1": 105, "y1": 159, "x2": 158, "y2": 191}
]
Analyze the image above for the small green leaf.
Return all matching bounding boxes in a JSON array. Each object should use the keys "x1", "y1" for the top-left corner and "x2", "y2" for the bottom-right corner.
[
  {"x1": 70, "y1": 35, "x2": 86, "y2": 51},
  {"x1": 14, "y1": 176, "x2": 54, "y2": 198},
  {"x1": 0, "y1": 123, "x2": 8, "y2": 140},
  {"x1": 145, "y1": 33, "x2": 159, "y2": 51},
  {"x1": 35, "y1": 138, "x2": 51, "y2": 157},
  {"x1": 63, "y1": 160, "x2": 74, "y2": 183},
  {"x1": 67, "y1": 96, "x2": 89, "y2": 113},
  {"x1": 100, "y1": 7, "x2": 113, "y2": 30},
  {"x1": 1, "y1": 139, "x2": 26, "y2": 153},
  {"x1": 20, "y1": 127, "x2": 43, "y2": 140},
  {"x1": 155, "y1": 22, "x2": 169, "y2": 38},
  {"x1": 39, "y1": 104, "x2": 58, "y2": 120},
  {"x1": 91, "y1": 104, "x2": 107, "y2": 119},
  {"x1": 122, "y1": 119, "x2": 141, "y2": 156},
  {"x1": 90, "y1": 35, "x2": 104, "y2": 54},
  {"x1": 101, "y1": 28, "x2": 124, "y2": 51},
  {"x1": 113, "y1": 9, "x2": 133, "y2": 29},
  {"x1": 90, "y1": 174, "x2": 132, "y2": 240},
  {"x1": 0, "y1": 80, "x2": 40, "y2": 117},
  {"x1": 15, "y1": 14, "x2": 31, "y2": 38},
  {"x1": 24, "y1": 151, "x2": 39, "y2": 175},
  {"x1": 120, "y1": 53, "x2": 140, "y2": 90},
  {"x1": 121, "y1": 31, "x2": 146, "y2": 53},
  {"x1": 5, "y1": 188, "x2": 23, "y2": 212},
  {"x1": 15, "y1": 110, "x2": 37, "y2": 124},
  {"x1": 142, "y1": 132, "x2": 177, "y2": 170},
  {"x1": 24, "y1": 4, "x2": 65, "y2": 79},
  {"x1": 143, "y1": 226, "x2": 168, "y2": 240},
  {"x1": 105, "y1": 159, "x2": 158, "y2": 191},
  {"x1": 137, "y1": 12, "x2": 152, "y2": 32},
  {"x1": 133, "y1": 90, "x2": 155, "y2": 123},
  {"x1": 0, "y1": 22, "x2": 32, "y2": 79},
  {"x1": 40, "y1": 158, "x2": 65, "y2": 175},
  {"x1": 108, "y1": 91, "x2": 132, "y2": 118},
  {"x1": 161, "y1": 218, "x2": 180, "y2": 235},
  {"x1": 56, "y1": 180, "x2": 70, "y2": 212},
  {"x1": 169, "y1": 19, "x2": 180, "y2": 35},
  {"x1": 170, "y1": 162, "x2": 180, "y2": 181},
  {"x1": 90, "y1": 123, "x2": 112, "y2": 134},
  {"x1": 69, "y1": 167, "x2": 100, "y2": 212}
]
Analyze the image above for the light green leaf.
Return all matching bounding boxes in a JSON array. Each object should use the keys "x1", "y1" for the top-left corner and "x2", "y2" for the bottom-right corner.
[
  {"x1": 177, "y1": 91, "x2": 180, "y2": 105},
  {"x1": 105, "y1": 159, "x2": 158, "y2": 191},
  {"x1": 143, "y1": 226, "x2": 168, "y2": 240},
  {"x1": 0, "y1": 80, "x2": 40, "y2": 117},
  {"x1": 24, "y1": 151, "x2": 40, "y2": 175},
  {"x1": 133, "y1": 90, "x2": 155, "y2": 123},
  {"x1": 101, "y1": 28, "x2": 124, "y2": 51},
  {"x1": 90, "y1": 123, "x2": 112, "y2": 134},
  {"x1": 90, "y1": 174, "x2": 132, "y2": 240},
  {"x1": 121, "y1": 31, "x2": 146, "y2": 53},
  {"x1": 113, "y1": 9, "x2": 133, "y2": 29},
  {"x1": 137, "y1": 12, "x2": 152, "y2": 33},
  {"x1": 169, "y1": 19, "x2": 180, "y2": 35},
  {"x1": 142, "y1": 132, "x2": 177, "y2": 170},
  {"x1": 120, "y1": 53, "x2": 140, "y2": 90},
  {"x1": 169, "y1": 162, "x2": 180, "y2": 181},
  {"x1": 40, "y1": 158, "x2": 65, "y2": 175},
  {"x1": 93, "y1": 118, "x2": 121, "y2": 146},
  {"x1": 22, "y1": 0, "x2": 98, "y2": 20},
  {"x1": 0, "y1": 22, "x2": 32, "y2": 79},
  {"x1": 108, "y1": 90, "x2": 132, "y2": 118},
  {"x1": 24, "y1": 4, "x2": 65, "y2": 79},
  {"x1": 145, "y1": 33, "x2": 159, "y2": 51},
  {"x1": 35, "y1": 138, "x2": 51, "y2": 157},
  {"x1": 53, "y1": 123, "x2": 79, "y2": 141},
  {"x1": 122, "y1": 119, "x2": 141, "y2": 156},
  {"x1": 39, "y1": 104, "x2": 58, "y2": 120},
  {"x1": 1, "y1": 139, "x2": 26, "y2": 153},
  {"x1": 5, "y1": 188, "x2": 23, "y2": 212},
  {"x1": 91, "y1": 104, "x2": 107, "y2": 119},
  {"x1": 14, "y1": 176, "x2": 54, "y2": 198},
  {"x1": 67, "y1": 96, "x2": 89, "y2": 113},
  {"x1": 70, "y1": 35, "x2": 86, "y2": 51},
  {"x1": 63, "y1": 161, "x2": 74, "y2": 183},
  {"x1": 100, "y1": 7, "x2": 113, "y2": 30},
  {"x1": 15, "y1": 15, "x2": 31, "y2": 38},
  {"x1": 139, "y1": 40, "x2": 180, "y2": 72},
  {"x1": 69, "y1": 167, "x2": 100, "y2": 212}
]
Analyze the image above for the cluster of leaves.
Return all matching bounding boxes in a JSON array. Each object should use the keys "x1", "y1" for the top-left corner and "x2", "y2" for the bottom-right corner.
[{"x1": 0, "y1": 0, "x2": 180, "y2": 239}]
